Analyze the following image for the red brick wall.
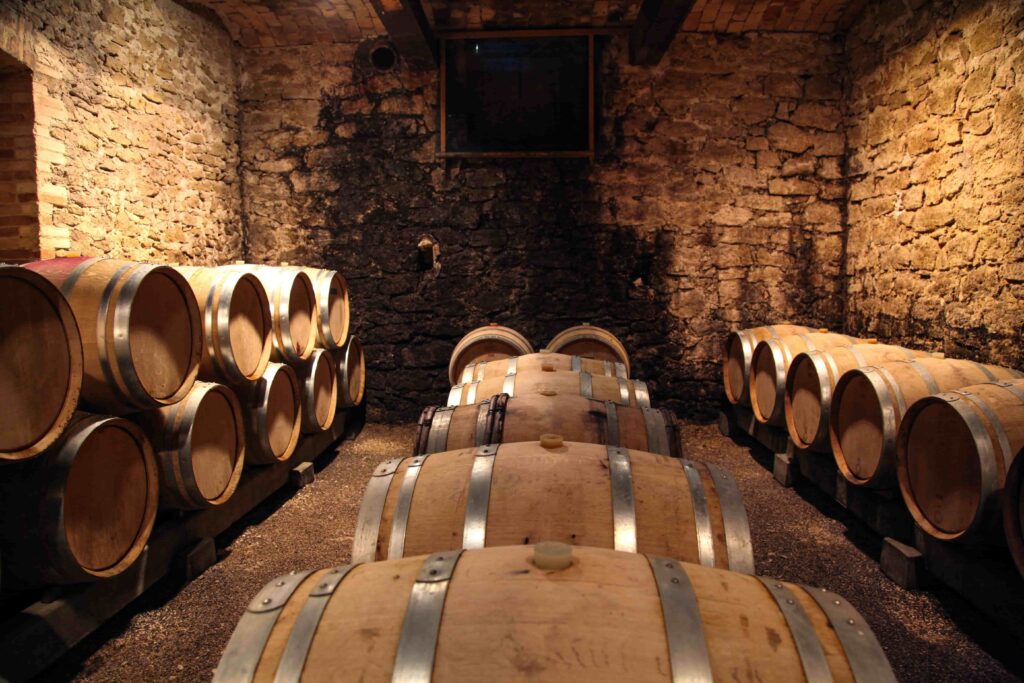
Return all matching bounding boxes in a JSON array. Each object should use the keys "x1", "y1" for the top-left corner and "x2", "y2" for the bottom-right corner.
[{"x1": 0, "y1": 67, "x2": 38, "y2": 262}]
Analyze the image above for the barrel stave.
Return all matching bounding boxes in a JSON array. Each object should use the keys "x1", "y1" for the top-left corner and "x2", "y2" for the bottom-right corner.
[
  {"x1": 0, "y1": 413, "x2": 158, "y2": 584},
  {"x1": 215, "y1": 546, "x2": 893, "y2": 683},
  {"x1": 448, "y1": 324, "x2": 533, "y2": 385},
  {"x1": 0, "y1": 266, "x2": 83, "y2": 461},
  {"x1": 832, "y1": 358, "x2": 1022, "y2": 488},
  {"x1": 547, "y1": 324, "x2": 630, "y2": 376}
]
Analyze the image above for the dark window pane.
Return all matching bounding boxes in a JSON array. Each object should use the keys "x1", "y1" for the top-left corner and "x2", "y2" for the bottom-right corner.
[{"x1": 444, "y1": 36, "x2": 590, "y2": 153}]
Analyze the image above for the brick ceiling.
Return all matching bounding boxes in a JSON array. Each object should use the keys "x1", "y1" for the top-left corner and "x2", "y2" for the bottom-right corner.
[{"x1": 186, "y1": 0, "x2": 862, "y2": 48}]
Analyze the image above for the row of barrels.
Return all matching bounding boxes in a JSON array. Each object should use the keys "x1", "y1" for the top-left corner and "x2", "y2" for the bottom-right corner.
[
  {"x1": 0, "y1": 259, "x2": 365, "y2": 585},
  {"x1": 214, "y1": 323, "x2": 898, "y2": 682},
  {"x1": 723, "y1": 323, "x2": 1024, "y2": 576}
]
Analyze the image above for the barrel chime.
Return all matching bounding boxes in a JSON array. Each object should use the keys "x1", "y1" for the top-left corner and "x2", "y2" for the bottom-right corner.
[
  {"x1": 723, "y1": 322, "x2": 1024, "y2": 579},
  {"x1": 0, "y1": 259, "x2": 364, "y2": 586},
  {"x1": 216, "y1": 322, "x2": 897, "y2": 682}
]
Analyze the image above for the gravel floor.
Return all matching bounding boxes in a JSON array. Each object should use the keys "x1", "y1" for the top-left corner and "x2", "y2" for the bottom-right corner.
[{"x1": 42, "y1": 421, "x2": 1022, "y2": 682}]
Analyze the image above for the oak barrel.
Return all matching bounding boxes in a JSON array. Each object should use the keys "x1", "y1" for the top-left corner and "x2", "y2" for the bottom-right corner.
[
  {"x1": 213, "y1": 544, "x2": 895, "y2": 683},
  {"x1": 332, "y1": 335, "x2": 365, "y2": 408},
  {"x1": 136, "y1": 382, "x2": 245, "y2": 509},
  {"x1": 352, "y1": 439, "x2": 753, "y2": 572},
  {"x1": 239, "y1": 362, "x2": 302, "y2": 465},
  {"x1": 25, "y1": 257, "x2": 202, "y2": 414},
  {"x1": 749, "y1": 331, "x2": 863, "y2": 426},
  {"x1": 784, "y1": 343, "x2": 932, "y2": 451},
  {"x1": 296, "y1": 349, "x2": 338, "y2": 434},
  {"x1": 224, "y1": 264, "x2": 317, "y2": 364},
  {"x1": 546, "y1": 323, "x2": 630, "y2": 376},
  {"x1": 1004, "y1": 446, "x2": 1024, "y2": 577},
  {"x1": 456, "y1": 350, "x2": 630, "y2": 385},
  {"x1": 0, "y1": 413, "x2": 158, "y2": 584},
  {"x1": 0, "y1": 266, "x2": 83, "y2": 461},
  {"x1": 176, "y1": 266, "x2": 273, "y2": 384},
  {"x1": 415, "y1": 393, "x2": 682, "y2": 457},
  {"x1": 722, "y1": 324, "x2": 819, "y2": 405},
  {"x1": 447, "y1": 368, "x2": 652, "y2": 408},
  {"x1": 832, "y1": 359, "x2": 1021, "y2": 488},
  {"x1": 898, "y1": 379, "x2": 1024, "y2": 542},
  {"x1": 448, "y1": 324, "x2": 533, "y2": 385},
  {"x1": 300, "y1": 267, "x2": 349, "y2": 350}
]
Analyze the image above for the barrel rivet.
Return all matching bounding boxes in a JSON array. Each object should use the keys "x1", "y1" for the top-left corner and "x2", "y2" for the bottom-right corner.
[
  {"x1": 786, "y1": 599, "x2": 795, "y2": 605},
  {"x1": 774, "y1": 582, "x2": 783, "y2": 588},
  {"x1": 319, "y1": 583, "x2": 329, "y2": 589},
  {"x1": 834, "y1": 599, "x2": 841, "y2": 605},
  {"x1": 276, "y1": 581, "x2": 285, "y2": 587},
  {"x1": 847, "y1": 618, "x2": 855, "y2": 625},
  {"x1": 671, "y1": 577, "x2": 680, "y2": 584},
  {"x1": 329, "y1": 569, "x2": 339, "y2": 574},
  {"x1": 430, "y1": 569, "x2": 438, "y2": 576},
  {"x1": 262, "y1": 598, "x2": 272, "y2": 605}
]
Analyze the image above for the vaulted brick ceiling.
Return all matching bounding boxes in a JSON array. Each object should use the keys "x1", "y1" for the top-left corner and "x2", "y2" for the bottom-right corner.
[{"x1": 187, "y1": 0, "x2": 863, "y2": 48}]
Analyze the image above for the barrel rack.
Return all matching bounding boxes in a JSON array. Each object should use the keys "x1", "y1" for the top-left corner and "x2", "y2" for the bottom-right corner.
[
  {"x1": 0, "y1": 404, "x2": 364, "y2": 682},
  {"x1": 719, "y1": 401, "x2": 1024, "y2": 644}
]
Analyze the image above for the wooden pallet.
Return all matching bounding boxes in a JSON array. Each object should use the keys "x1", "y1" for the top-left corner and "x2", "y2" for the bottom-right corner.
[
  {"x1": 719, "y1": 402, "x2": 914, "y2": 542},
  {"x1": 0, "y1": 405, "x2": 364, "y2": 683},
  {"x1": 719, "y1": 401, "x2": 1024, "y2": 645}
]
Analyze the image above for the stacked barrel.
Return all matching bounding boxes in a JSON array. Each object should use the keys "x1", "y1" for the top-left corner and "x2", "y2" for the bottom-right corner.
[
  {"x1": 214, "y1": 322, "x2": 898, "y2": 681},
  {"x1": 723, "y1": 322, "x2": 1024, "y2": 579},
  {"x1": 0, "y1": 258, "x2": 364, "y2": 587}
]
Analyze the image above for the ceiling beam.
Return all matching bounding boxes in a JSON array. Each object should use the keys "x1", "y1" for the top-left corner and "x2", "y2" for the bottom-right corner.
[
  {"x1": 629, "y1": 0, "x2": 697, "y2": 66},
  {"x1": 369, "y1": 0, "x2": 437, "y2": 70}
]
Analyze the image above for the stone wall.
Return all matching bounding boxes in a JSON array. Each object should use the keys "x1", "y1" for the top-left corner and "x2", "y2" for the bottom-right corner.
[
  {"x1": 0, "y1": 65, "x2": 37, "y2": 261},
  {"x1": 240, "y1": 32, "x2": 847, "y2": 421},
  {"x1": 844, "y1": 0, "x2": 1024, "y2": 369},
  {"x1": 0, "y1": 0, "x2": 242, "y2": 263}
]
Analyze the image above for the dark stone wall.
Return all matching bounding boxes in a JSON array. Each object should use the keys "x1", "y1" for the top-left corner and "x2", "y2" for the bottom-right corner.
[{"x1": 239, "y1": 32, "x2": 847, "y2": 422}]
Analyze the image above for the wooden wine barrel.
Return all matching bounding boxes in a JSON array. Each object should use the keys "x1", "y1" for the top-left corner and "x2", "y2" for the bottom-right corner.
[
  {"x1": 415, "y1": 393, "x2": 683, "y2": 457},
  {"x1": 457, "y1": 350, "x2": 630, "y2": 385},
  {"x1": 238, "y1": 362, "x2": 301, "y2": 465},
  {"x1": 722, "y1": 323, "x2": 819, "y2": 406},
  {"x1": 352, "y1": 439, "x2": 753, "y2": 572},
  {"x1": 1004, "y1": 445, "x2": 1024, "y2": 577},
  {"x1": 296, "y1": 349, "x2": 338, "y2": 434},
  {"x1": 832, "y1": 359, "x2": 1022, "y2": 488},
  {"x1": 547, "y1": 323, "x2": 630, "y2": 376},
  {"x1": 448, "y1": 324, "x2": 533, "y2": 385},
  {"x1": 0, "y1": 413, "x2": 159, "y2": 584},
  {"x1": 214, "y1": 544, "x2": 895, "y2": 683},
  {"x1": 223, "y1": 264, "x2": 316, "y2": 364},
  {"x1": 332, "y1": 335, "x2": 365, "y2": 408},
  {"x1": 749, "y1": 331, "x2": 864, "y2": 426},
  {"x1": 136, "y1": 382, "x2": 245, "y2": 509},
  {"x1": 897, "y1": 379, "x2": 1024, "y2": 543},
  {"x1": 784, "y1": 343, "x2": 932, "y2": 452},
  {"x1": 176, "y1": 266, "x2": 273, "y2": 384},
  {"x1": 447, "y1": 368, "x2": 652, "y2": 408},
  {"x1": 0, "y1": 266, "x2": 83, "y2": 462},
  {"x1": 299, "y1": 267, "x2": 349, "y2": 350},
  {"x1": 25, "y1": 257, "x2": 202, "y2": 414}
]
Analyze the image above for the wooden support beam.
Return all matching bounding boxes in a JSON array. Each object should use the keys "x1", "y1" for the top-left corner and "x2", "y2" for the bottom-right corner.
[
  {"x1": 369, "y1": 0, "x2": 437, "y2": 70},
  {"x1": 629, "y1": 0, "x2": 697, "y2": 66}
]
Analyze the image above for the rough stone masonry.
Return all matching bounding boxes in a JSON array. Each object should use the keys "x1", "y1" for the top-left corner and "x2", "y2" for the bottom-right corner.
[
  {"x1": 1, "y1": 0, "x2": 1021, "y2": 421},
  {"x1": 240, "y1": 31, "x2": 848, "y2": 421}
]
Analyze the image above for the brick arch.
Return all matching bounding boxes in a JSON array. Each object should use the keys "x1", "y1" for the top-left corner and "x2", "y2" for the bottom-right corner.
[
  {"x1": 188, "y1": 0, "x2": 385, "y2": 47},
  {"x1": 0, "y1": 18, "x2": 70, "y2": 261}
]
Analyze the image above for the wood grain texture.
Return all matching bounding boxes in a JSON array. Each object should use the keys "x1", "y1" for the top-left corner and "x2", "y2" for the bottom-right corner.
[
  {"x1": 219, "y1": 545, "x2": 882, "y2": 682},
  {"x1": 361, "y1": 441, "x2": 747, "y2": 568}
]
